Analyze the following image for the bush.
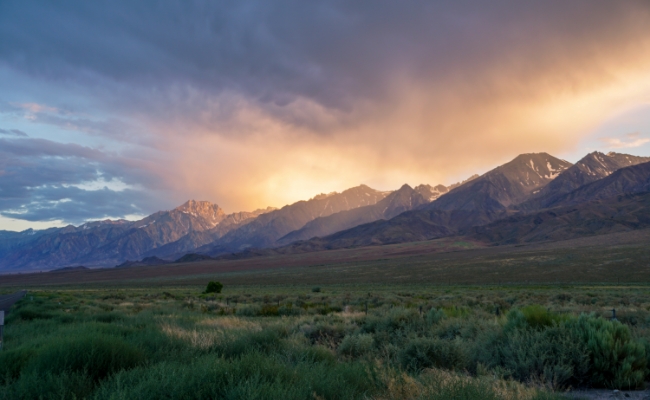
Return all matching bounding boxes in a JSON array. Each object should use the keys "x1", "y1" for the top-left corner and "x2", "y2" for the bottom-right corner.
[
  {"x1": 338, "y1": 334, "x2": 374, "y2": 357},
  {"x1": 567, "y1": 315, "x2": 647, "y2": 389},
  {"x1": 504, "y1": 305, "x2": 566, "y2": 332},
  {"x1": 205, "y1": 281, "x2": 223, "y2": 294},
  {"x1": 399, "y1": 337, "x2": 468, "y2": 372},
  {"x1": 236, "y1": 305, "x2": 262, "y2": 317},
  {"x1": 363, "y1": 307, "x2": 421, "y2": 333},
  {"x1": 475, "y1": 324, "x2": 589, "y2": 389},
  {"x1": 426, "y1": 308, "x2": 445, "y2": 325}
]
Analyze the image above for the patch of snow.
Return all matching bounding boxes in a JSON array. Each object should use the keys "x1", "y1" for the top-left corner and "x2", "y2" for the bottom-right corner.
[{"x1": 547, "y1": 161, "x2": 561, "y2": 179}]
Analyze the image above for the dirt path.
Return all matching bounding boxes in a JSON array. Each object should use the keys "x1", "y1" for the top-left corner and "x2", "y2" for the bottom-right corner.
[{"x1": 0, "y1": 290, "x2": 27, "y2": 314}]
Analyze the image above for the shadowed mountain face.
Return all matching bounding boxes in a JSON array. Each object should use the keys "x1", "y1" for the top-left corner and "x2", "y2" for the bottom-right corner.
[
  {"x1": 276, "y1": 184, "x2": 429, "y2": 245},
  {"x1": 519, "y1": 152, "x2": 650, "y2": 210},
  {"x1": 414, "y1": 184, "x2": 449, "y2": 202},
  {"x1": 544, "y1": 160, "x2": 650, "y2": 208},
  {"x1": 427, "y1": 153, "x2": 572, "y2": 214},
  {"x1": 199, "y1": 184, "x2": 390, "y2": 256},
  {"x1": 0, "y1": 201, "x2": 271, "y2": 271},
  {"x1": 469, "y1": 192, "x2": 650, "y2": 245}
]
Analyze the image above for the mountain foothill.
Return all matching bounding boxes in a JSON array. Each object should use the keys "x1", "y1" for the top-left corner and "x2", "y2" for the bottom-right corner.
[{"x1": 1, "y1": 151, "x2": 649, "y2": 272}]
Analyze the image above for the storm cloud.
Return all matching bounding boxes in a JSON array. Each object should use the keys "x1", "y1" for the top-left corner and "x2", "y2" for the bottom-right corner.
[{"x1": 1, "y1": 1, "x2": 650, "y2": 227}]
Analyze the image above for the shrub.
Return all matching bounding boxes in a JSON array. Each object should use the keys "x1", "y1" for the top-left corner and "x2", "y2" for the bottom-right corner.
[
  {"x1": 504, "y1": 305, "x2": 566, "y2": 332},
  {"x1": 205, "y1": 281, "x2": 223, "y2": 294},
  {"x1": 364, "y1": 307, "x2": 421, "y2": 333},
  {"x1": 236, "y1": 305, "x2": 262, "y2": 317},
  {"x1": 312, "y1": 287, "x2": 321, "y2": 293},
  {"x1": 475, "y1": 324, "x2": 589, "y2": 389},
  {"x1": 338, "y1": 334, "x2": 374, "y2": 357},
  {"x1": 567, "y1": 315, "x2": 647, "y2": 389},
  {"x1": 426, "y1": 308, "x2": 445, "y2": 325},
  {"x1": 259, "y1": 304, "x2": 279, "y2": 317},
  {"x1": 399, "y1": 337, "x2": 468, "y2": 372}
]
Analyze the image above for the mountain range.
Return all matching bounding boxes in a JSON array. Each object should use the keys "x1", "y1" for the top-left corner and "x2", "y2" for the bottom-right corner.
[{"x1": 1, "y1": 151, "x2": 649, "y2": 272}]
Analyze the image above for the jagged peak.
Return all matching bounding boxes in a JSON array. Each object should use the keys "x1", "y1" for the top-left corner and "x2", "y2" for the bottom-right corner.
[
  {"x1": 175, "y1": 199, "x2": 220, "y2": 211},
  {"x1": 173, "y1": 200, "x2": 225, "y2": 223},
  {"x1": 250, "y1": 206, "x2": 277, "y2": 214},
  {"x1": 310, "y1": 184, "x2": 380, "y2": 201},
  {"x1": 343, "y1": 184, "x2": 378, "y2": 193},
  {"x1": 311, "y1": 191, "x2": 338, "y2": 201}
]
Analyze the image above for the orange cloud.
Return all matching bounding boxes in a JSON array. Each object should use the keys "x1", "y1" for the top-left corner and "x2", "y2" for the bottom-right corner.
[{"x1": 600, "y1": 132, "x2": 650, "y2": 149}]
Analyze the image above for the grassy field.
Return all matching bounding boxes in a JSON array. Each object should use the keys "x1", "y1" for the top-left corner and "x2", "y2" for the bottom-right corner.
[{"x1": 1, "y1": 283, "x2": 649, "y2": 399}]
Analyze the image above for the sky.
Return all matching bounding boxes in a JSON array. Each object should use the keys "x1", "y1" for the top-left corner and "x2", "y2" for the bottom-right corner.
[{"x1": 1, "y1": 1, "x2": 650, "y2": 231}]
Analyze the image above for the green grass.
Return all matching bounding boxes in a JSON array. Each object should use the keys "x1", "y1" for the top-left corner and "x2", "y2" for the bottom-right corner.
[{"x1": 2, "y1": 284, "x2": 649, "y2": 399}]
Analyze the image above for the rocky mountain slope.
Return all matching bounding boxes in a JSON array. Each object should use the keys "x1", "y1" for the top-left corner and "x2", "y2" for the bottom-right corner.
[
  {"x1": 427, "y1": 153, "x2": 572, "y2": 213},
  {"x1": 276, "y1": 184, "x2": 429, "y2": 245},
  {"x1": 197, "y1": 184, "x2": 390, "y2": 256},
  {"x1": 263, "y1": 155, "x2": 650, "y2": 254},
  {"x1": 518, "y1": 152, "x2": 650, "y2": 210},
  {"x1": 0, "y1": 201, "x2": 270, "y2": 271}
]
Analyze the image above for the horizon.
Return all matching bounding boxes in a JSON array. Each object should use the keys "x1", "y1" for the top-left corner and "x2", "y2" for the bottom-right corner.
[{"x1": 2, "y1": 1, "x2": 650, "y2": 231}]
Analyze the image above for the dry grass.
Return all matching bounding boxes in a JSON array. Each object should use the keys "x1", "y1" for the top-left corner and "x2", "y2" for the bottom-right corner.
[
  {"x1": 377, "y1": 368, "x2": 549, "y2": 400},
  {"x1": 160, "y1": 323, "x2": 224, "y2": 349},
  {"x1": 198, "y1": 316, "x2": 261, "y2": 331}
]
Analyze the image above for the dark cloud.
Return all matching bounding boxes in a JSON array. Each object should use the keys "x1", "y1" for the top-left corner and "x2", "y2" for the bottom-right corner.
[
  {"x1": 0, "y1": 128, "x2": 27, "y2": 137},
  {"x1": 2, "y1": 1, "x2": 648, "y2": 130},
  {"x1": 0, "y1": 138, "x2": 170, "y2": 224}
]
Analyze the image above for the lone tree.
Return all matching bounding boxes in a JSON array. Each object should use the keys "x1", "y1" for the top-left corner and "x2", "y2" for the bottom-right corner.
[{"x1": 205, "y1": 281, "x2": 223, "y2": 294}]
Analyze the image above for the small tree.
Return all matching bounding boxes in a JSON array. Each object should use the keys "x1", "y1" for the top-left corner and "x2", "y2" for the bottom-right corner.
[{"x1": 205, "y1": 281, "x2": 223, "y2": 294}]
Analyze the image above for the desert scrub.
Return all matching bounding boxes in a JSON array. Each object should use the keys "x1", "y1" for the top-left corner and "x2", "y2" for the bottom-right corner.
[{"x1": 2, "y1": 286, "x2": 650, "y2": 398}]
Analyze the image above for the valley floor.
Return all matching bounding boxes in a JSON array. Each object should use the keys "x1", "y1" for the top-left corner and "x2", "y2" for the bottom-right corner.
[{"x1": 1, "y1": 228, "x2": 649, "y2": 288}]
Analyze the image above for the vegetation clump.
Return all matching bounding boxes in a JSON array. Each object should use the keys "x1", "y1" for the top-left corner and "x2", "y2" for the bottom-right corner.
[{"x1": 205, "y1": 281, "x2": 223, "y2": 294}]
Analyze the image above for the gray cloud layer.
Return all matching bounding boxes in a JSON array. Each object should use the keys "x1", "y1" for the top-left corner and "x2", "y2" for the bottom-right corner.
[{"x1": 3, "y1": 1, "x2": 648, "y2": 128}]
